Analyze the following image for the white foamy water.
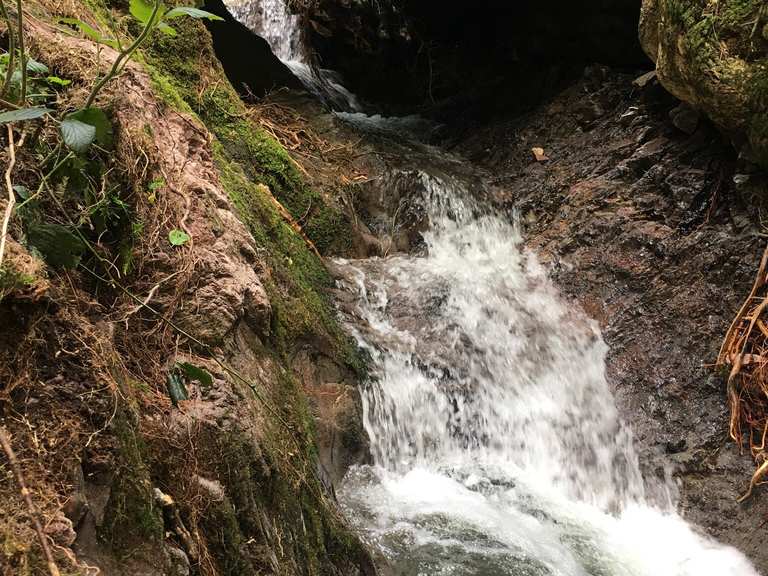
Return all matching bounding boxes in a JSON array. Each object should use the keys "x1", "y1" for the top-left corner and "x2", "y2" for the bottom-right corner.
[
  {"x1": 331, "y1": 170, "x2": 759, "y2": 575},
  {"x1": 225, "y1": 0, "x2": 303, "y2": 61},
  {"x1": 224, "y1": 0, "x2": 362, "y2": 111}
]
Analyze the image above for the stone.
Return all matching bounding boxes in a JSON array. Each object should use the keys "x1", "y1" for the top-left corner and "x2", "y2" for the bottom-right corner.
[
  {"x1": 669, "y1": 103, "x2": 700, "y2": 135},
  {"x1": 640, "y1": 0, "x2": 768, "y2": 167}
]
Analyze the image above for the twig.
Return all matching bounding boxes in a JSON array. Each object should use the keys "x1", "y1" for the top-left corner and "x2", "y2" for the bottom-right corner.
[
  {"x1": 83, "y1": 0, "x2": 160, "y2": 109},
  {"x1": 0, "y1": 124, "x2": 17, "y2": 269},
  {"x1": 738, "y1": 455, "x2": 768, "y2": 503},
  {"x1": 0, "y1": 426, "x2": 62, "y2": 576},
  {"x1": 14, "y1": 0, "x2": 25, "y2": 104}
]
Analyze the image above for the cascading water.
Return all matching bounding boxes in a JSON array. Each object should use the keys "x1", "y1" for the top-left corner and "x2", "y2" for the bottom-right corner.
[
  {"x1": 224, "y1": 0, "x2": 361, "y2": 110},
  {"x1": 330, "y1": 162, "x2": 760, "y2": 575},
  {"x1": 223, "y1": 1, "x2": 761, "y2": 572}
]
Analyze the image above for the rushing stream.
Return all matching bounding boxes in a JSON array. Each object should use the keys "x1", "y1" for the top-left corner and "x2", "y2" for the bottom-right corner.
[
  {"x1": 330, "y1": 167, "x2": 759, "y2": 575},
  {"x1": 225, "y1": 2, "x2": 762, "y2": 573}
]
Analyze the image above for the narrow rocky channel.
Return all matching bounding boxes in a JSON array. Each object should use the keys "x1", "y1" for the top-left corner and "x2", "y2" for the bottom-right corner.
[{"x1": 223, "y1": 0, "x2": 766, "y2": 574}]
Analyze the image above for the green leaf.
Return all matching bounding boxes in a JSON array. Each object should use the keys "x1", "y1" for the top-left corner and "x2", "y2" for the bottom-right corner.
[
  {"x1": 59, "y1": 17, "x2": 119, "y2": 49},
  {"x1": 60, "y1": 17, "x2": 100, "y2": 39},
  {"x1": 0, "y1": 107, "x2": 51, "y2": 123},
  {"x1": 165, "y1": 372, "x2": 188, "y2": 407},
  {"x1": 69, "y1": 108, "x2": 113, "y2": 148},
  {"x1": 148, "y1": 178, "x2": 165, "y2": 191},
  {"x1": 45, "y1": 76, "x2": 72, "y2": 87},
  {"x1": 176, "y1": 362, "x2": 213, "y2": 387},
  {"x1": 129, "y1": 0, "x2": 164, "y2": 24},
  {"x1": 13, "y1": 185, "x2": 28, "y2": 199},
  {"x1": 26, "y1": 223, "x2": 85, "y2": 268},
  {"x1": 156, "y1": 20, "x2": 177, "y2": 36},
  {"x1": 60, "y1": 117, "x2": 96, "y2": 154},
  {"x1": 164, "y1": 6, "x2": 223, "y2": 21},
  {"x1": 168, "y1": 229, "x2": 190, "y2": 246},
  {"x1": 26, "y1": 58, "x2": 49, "y2": 74}
]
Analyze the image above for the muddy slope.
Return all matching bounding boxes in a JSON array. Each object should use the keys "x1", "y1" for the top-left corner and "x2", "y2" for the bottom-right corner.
[{"x1": 454, "y1": 66, "x2": 768, "y2": 568}]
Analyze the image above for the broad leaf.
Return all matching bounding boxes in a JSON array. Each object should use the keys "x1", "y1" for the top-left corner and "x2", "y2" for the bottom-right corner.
[
  {"x1": 168, "y1": 228, "x2": 190, "y2": 246},
  {"x1": 69, "y1": 108, "x2": 113, "y2": 148},
  {"x1": 164, "y1": 6, "x2": 223, "y2": 21},
  {"x1": 156, "y1": 20, "x2": 177, "y2": 36},
  {"x1": 0, "y1": 107, "x2": 51, "y2": 123},
  {"x1": 176, "y1": 362, "x2": 213, "y2": 387},
  {"x1": 26, "y1": 58, "x2": 49, "y2": 74},
  {"x1": 60, "y1": 117, "x2": 97, "y2": 154},
  {"x1": 13, "y1": 185, "x2": 28, "y2": 200},
  {"x1": 165, "y1": 372, "x2": 188, "y2": 407},
  {"x1": 26, "y1": 223, "x2": 85, "y2": 268},
  {"x1": 129, "y1": 0, "x2": 164, "y2": 24}
]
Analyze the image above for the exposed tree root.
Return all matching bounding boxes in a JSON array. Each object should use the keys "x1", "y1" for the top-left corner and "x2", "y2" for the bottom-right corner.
[{"x1": 717, "y1": 242, "x2": 768, "y2": 501}]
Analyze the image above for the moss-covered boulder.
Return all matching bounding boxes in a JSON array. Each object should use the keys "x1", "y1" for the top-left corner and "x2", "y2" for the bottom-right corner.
[{"x1": 640, "y1": 0, "x2": 768, "y2": 166}]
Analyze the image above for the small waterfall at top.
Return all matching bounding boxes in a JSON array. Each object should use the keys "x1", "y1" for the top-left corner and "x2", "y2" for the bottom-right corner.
[{"x1": 224, "y1": 0, "x2": 361, "y2": 111}]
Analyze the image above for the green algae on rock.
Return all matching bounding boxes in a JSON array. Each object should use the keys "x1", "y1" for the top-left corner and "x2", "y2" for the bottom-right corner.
[{"x1": 640, "y1": 0, "x2": 768, "y2": 166}]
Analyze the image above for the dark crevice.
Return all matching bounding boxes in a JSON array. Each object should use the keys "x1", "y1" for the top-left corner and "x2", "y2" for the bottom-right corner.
[{"x1": 299, "y1": 0, "x2": 652, "y2": 120}]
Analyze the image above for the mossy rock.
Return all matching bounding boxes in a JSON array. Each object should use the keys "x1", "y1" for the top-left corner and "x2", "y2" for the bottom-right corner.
[
  {"x1": 640, "y1": 0, "x2": 768, "y2": 166},
  {"x1": 100, "y1": 409, "x2": 164, "y2": 551}
]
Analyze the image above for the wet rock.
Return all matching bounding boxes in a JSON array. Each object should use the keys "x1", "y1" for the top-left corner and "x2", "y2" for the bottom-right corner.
[
  {"x1": 455, "y1": 69, "x2": 768, "y2": 569},
  {"x1": 626, "y1": 136, "x2": 667, "y2": 175},
  {"x1": 669, "y1": 103, "x2": 700, "y2": 135}
]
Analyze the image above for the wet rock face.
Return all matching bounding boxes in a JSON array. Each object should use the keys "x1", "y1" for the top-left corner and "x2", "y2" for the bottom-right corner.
[
  {"x1": 299, "y1": 0, "x2": 649, "y2": 115},
  {"x1": 640, "y1": 0, "x2": 768, "y2": 167},
  {"x1": 456, "y1": 67, "x2": 768, "y2": 569}
]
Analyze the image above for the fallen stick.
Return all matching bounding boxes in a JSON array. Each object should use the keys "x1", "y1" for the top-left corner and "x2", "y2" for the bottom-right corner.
[{"x1": 0, "y1": 426, "x2": 61, "y2": 576}]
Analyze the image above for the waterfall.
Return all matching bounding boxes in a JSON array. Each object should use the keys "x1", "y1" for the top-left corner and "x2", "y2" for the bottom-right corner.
[
  {"x1": 224, "y1": 0, "x2": 361, "y2": 111},
  {"x1": 330, "y1": 161, "x2": 759, "y2": 575},
  {"x1": 223, "y1": 2, "x2": 761, "y2": 573},
  {"x1": 225, "y1": 0, "x2": 303, "y2": 61}
]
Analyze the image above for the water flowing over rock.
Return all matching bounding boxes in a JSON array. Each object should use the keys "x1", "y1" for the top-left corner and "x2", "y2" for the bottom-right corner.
[
  {"x1": 326, "y1": 115, "x2": 761, "y2": 575},
  {"x1": 223, "y1": 0, "x2": 361, "y2": 110},
  {"x1": 225, "y1": 0, "x2": 304, "y2": 60}
]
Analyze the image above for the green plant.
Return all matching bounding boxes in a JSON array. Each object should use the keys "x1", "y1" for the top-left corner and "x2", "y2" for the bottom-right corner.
[
  {"x1": 0, "y1": 0, "x2": 222, "y2": 149},
  {"x1": 0, "y1": 0, "x2": 222, "y2": 270}
]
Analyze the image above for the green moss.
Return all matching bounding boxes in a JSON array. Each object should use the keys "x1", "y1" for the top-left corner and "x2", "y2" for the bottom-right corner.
[
  {"x1": 137, "y1": 17, "x2": 363, "y2": 360},
  {"x1": 0, "y1": 265, "x2": 36, "y2": 300},
  {"x1": 101, "y1": 408, "x2": 164, "y2": 551},
  {"x1": 142, "y1": 18, "x2": 354, "y2": 254},
  {"x1": 659, "y1": 0, "x2": 768, "y2": 163},
  {"x1": 214, "y1": 145, "x2": 336, "y2": 349}
]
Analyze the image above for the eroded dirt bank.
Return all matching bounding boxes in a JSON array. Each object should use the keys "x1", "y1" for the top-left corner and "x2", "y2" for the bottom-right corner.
[
  {"x1": 452, "y1": 67, "x2": 768, "y2": 568},
  {"x1": 0, "y1": 2, "x2": 374, "y2": 575}
]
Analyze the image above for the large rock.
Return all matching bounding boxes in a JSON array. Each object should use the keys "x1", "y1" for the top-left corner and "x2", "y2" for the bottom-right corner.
[{"x1": 640, "y1": 0, "x2": 768, "y2": 166}]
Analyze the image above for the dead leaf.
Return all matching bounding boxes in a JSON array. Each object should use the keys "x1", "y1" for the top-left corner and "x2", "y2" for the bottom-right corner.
[
  {"x1": 531, "y1": 147, "x2": 549, "y2": 162},
  {"x1": 633, "y1": 70, "x2": 657, "y2": 88}
]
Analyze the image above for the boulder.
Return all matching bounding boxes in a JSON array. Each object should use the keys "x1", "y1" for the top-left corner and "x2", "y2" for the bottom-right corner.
[{"x1": 640, "y1": 0, "x2": 768, "y2": 166}]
